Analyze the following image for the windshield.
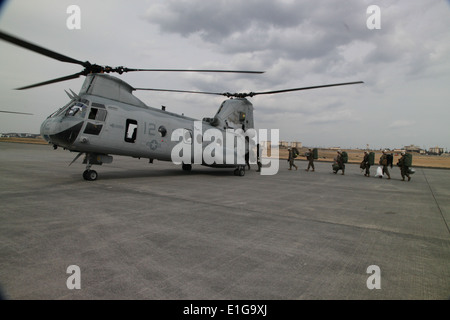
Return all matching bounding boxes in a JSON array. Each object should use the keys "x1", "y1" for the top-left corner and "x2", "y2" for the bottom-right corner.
[
  {"x1": 65, "y1": 101, "x2": 88, "y2": 119},
  {"x1": 48, "y1": 101, "x2": 73, "y2": 118},
  {"x1": 48, "y1": 100, "x2": 89, "y2": 119}
]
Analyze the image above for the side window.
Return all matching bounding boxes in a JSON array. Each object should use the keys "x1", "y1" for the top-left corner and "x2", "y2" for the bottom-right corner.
[
  {"x1": 88, "y1": 107, "x2": 107, "y2": 121},
  {"x1": 88, "y1": 108, "x2": 98, "y2": 120},
  {"x1": 83, "y1": 123, "x2": 103, "y2": 135},
  {"x1": 125, "y1": 119, "x2": 138, "y2": 143}
]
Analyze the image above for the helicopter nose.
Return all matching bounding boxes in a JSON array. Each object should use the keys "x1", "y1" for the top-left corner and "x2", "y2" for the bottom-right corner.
[{"x1": 40, "y1": 119, "x2": 83, "y2": 147}]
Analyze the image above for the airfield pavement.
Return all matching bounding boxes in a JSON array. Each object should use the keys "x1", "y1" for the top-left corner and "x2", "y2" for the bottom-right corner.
[{"x1": 0, "y1": 142, "x2": 449, "y2": 300}]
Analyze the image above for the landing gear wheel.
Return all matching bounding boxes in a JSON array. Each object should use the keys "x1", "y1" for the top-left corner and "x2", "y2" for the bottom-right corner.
[
  {"x1": 83, "y1": 170, "x2": 98, "y2": 181},
  {"x1": 234, "y1": 166, "x2": 245, "y2": 176},
  {"x1": 182, "y1": 163, "x2": 192, "y2": 171}
]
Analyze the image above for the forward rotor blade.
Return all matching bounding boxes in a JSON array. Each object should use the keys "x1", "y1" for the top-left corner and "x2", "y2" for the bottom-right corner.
[
  {"x1": 16, "y1": 72, "x2": 84, "y2": 90},
  {"x1": 0, "y1": 110, "x2": 33, "y2": 115},
  {"x1": 249, "y1": 81, "x2": 364, "y2": 97},
  {"x1": 0, "y1": 30, "x2": 87, "y2": 66},
  {"x1": 125, "y1": 68, "x2": 264, "y2": 74},
  {"x1": 134, "y1": 87, "x2": 225, "y2": 96}
]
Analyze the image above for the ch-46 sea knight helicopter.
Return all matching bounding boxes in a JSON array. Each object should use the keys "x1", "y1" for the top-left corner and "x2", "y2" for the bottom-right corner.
[{"x1": 0, "y1": 30, "x2": 363, "y2": 180}]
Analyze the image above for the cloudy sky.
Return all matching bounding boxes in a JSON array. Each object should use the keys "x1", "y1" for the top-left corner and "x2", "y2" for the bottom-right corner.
[{"x1": 0, "y1": 0, "x2": 449, "y2": 150}]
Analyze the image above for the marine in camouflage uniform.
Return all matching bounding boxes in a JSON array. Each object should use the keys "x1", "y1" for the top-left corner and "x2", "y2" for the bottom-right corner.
[
  {"x1": 256, "y1": 143, "x2": 262, "y2": 172},
  {"x1": 379, "y1": 150, "x2": 391, "y2": 179},
  {"x1": 397, "y1": 151, "x2": 411, "y2": 181},
  {"x1": 363, "y1": 151, "x2": 370, "y2": 177},
  {"x1": 305, "y1": 148, "x2": 315, "y2": 172},
  {"x1": 287, "y1": 148, "x2": 298, "y2": 170},
  {"x1": 335, "y1": 150, "x2": 345, "y2": 175}
]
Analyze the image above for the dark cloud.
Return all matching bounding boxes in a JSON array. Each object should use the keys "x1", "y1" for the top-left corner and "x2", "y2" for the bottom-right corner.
[
  {"x1": 144, "y1": 0, "x2": 449, "y2": 86},
  {"x1": 145, "y1": 0, "x2": 306, "y2": 40},
  {"x1": 144, "y1": 1, "x2": 372, "y2": 61}
]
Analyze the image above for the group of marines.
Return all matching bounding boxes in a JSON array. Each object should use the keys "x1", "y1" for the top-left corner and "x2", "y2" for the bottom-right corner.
[
  {"x1": 287, "y1": 148, "x2": 413, "y2": 181},
  {"x1": 362, "y1": 150, "x2": 412, "y2": 181}
]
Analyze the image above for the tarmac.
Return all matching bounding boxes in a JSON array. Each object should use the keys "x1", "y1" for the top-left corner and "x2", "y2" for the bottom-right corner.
[{"x1": 0, "y1": 142, "x2": 449, "y2": 300}]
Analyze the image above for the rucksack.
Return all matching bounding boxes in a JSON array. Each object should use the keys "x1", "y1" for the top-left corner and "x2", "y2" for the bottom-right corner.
[
  {"x1": 404, "y1": 153, "x2": 413, "y2": 167},
  {"x1": 387, "y1": 154, "x2": 393, "y2": 167},
  {"x1": 341, "y1": 151, "x2": 348, "y2": 163},
  {"x1": 368, "y1": 152, "x2": 375, "y2": 165},
  {"x1": 313, "y1": 148, "x2": 318, "y2": 159}
]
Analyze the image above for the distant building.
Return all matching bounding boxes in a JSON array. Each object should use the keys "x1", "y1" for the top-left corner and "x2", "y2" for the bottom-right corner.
[
  {"x1": 280, "y1": 141, "x2": 289, "y2": 148},
  {"x1": 290, "y1": 141, "x2": 302, "y2": 148},
  {"x1": 429, "y1": 146, "x2": 444, "y2": 155},
  {"x1": 404, "y1": 145, "x2": 423, "y2": 153},
  {"x1": 1, "y1": 133, "x2": 42, "y2": 139}
]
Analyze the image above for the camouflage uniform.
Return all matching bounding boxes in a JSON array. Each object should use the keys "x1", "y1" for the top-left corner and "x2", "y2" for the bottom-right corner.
[
  {"x1": 335, "y1": 151, "x2": 345, "y2": 175},
  {"x1": 363, "y1": 151, "x2": 370, "y2": 177},
  {"x1": 256, "y1": 143, "x2": 262, "y2": 172},
  {"x1": 397, "y1": 153, "x2": 411, "y2": 181},
  {"x1": 288, "y1": 148, "x2": 298, "y2": 170},
  {"x1": 379, "y1": 151, "x2": 391, "y2": 179},
  {"x1": 305, "y1": 149, "x2": 315, "y2": 172}
]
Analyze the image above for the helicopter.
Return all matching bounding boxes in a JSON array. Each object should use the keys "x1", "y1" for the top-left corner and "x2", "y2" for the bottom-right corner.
[{"x1": 0, "y1": 30, "x2": 363, "y2": 180}]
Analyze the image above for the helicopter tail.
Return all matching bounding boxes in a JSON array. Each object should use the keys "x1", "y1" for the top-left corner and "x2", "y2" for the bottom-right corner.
[{"x1": 204, "y1": 98, "x2": 254, "y2": 131}]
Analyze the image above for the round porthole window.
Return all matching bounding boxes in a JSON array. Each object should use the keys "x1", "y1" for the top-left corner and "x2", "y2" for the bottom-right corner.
[{"x1": 158, "y1": 126, "x2": 167, "y2": 137}]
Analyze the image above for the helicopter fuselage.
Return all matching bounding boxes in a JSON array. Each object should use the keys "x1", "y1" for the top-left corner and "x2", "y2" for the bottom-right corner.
[{"x1": 40, "y1": 74, "x2": 255, "y2": 176}]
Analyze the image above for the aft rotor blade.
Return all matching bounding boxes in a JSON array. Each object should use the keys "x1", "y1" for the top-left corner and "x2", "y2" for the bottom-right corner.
[
  {"x1": 125, "y1": 68, "x2": 264, "y2": 74},
  {"x1": 0, "y1": 30, "x2": 87, "y2": 66},
  {"x1": 250, "y1": 81, "x2": 364, "y2": 97},
  {"x1": 0, "y1": 110, "x2": 33, "y2": 115},
  {"x1": 16, "y1": 72, "x2": 84, "y2": 90},
  {"x1": 136, "y1": 81, "x2": 364, "y2": 98}
]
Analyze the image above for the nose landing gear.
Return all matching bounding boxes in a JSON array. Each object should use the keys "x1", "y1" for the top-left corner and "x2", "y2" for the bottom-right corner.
[
  {"x1": 83, "y1": 169, "x2": 98, "y2": 181},
  {"x1": 234, "y1": 165, "x2": 245, "y2": 176},
  {"x1": 82, "y1": 159, "x2": 98, "y2": 181}
]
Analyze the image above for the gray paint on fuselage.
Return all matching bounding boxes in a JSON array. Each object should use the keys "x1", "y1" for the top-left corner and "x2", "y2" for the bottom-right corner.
[
  {"x1": 42, "y1": 73, "x2": 250, "y2": 166},
  {"x1": 71, "y1": 93, "x2": 217, "y2": 162}
]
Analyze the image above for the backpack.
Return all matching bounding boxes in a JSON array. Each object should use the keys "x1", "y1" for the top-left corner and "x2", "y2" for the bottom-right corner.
[
  {"x1": 404, "y1": 153, "x2": 413, "y2": 167},
  {"x1": 368, "y1": 152, "x2": 375, "y2": 165},
  {"x1": 387, "y1": 154, "x2": 394, "y2": 167},
  {"x1": 313, "y1": 148, "x2": 318, "y2": 159},
  {"x1": 341, "y1": 151, "x2": 348, "y2": 163},
  {"x1": 292, "y1": 147, "x2": 299, "y2": 158}
]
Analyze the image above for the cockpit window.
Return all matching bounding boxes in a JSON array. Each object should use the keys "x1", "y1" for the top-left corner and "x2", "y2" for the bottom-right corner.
[
  {"x1": 65, "y1": 102, "x2": 88, "y2": 118},
  {"x1": 48, "y1": 99, "x2": 90, "y2": 119},
  {"x1": 48, "y1": 101, "x2": 73, "y2": 118}
]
